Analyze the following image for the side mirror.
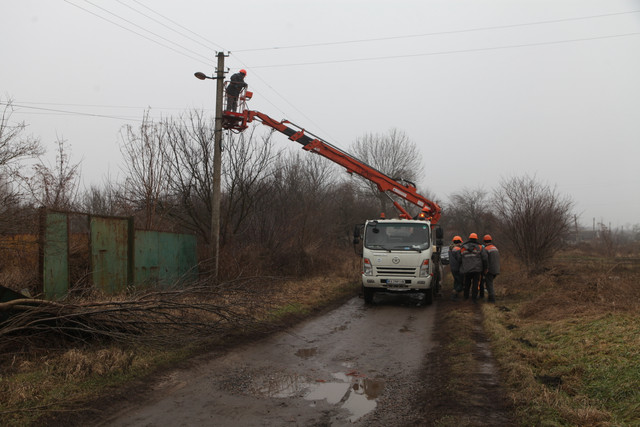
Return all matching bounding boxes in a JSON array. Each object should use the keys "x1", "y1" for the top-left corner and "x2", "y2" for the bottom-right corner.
[
  {"x1": 435, "y1": 226, "x2": 444, "y2": 247},
  {"x1": 353, "y1": 225, "x2": 361, "y2": 245}
]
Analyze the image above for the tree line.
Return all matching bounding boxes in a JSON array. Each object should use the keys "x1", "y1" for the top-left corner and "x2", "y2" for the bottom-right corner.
[{"x1": 1, "y1": 97, "x2": 583, "y2": 281}]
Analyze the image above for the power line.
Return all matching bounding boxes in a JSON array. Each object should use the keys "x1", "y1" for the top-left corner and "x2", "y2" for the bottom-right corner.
[
  {"x1": 63, "y1": 0, "x2": 213, "y2": 67},
  {"x1": 3, "y1": 102, "x2": 218, "y2": 122},
  {"x1": 14, "y1": 101, "x2": 196, "y2": 112},
  {"x1": 81, "y1": 0, "x2": 213, "y2": 63},
  {"x1": 249, "y1": 32, "x2": 640, "y2": 69},
  {"x1": 234, "y1": 9, "x2": 640, "y2": 52},
  {"x1": 115, "y1": 0, "x2": 224, "y2": 53},
  {"x1": 2, "y1": 102, "x2": 145, "y2": 122},
  {"x1": 130, "y1": 0, "x2": 226, "y2": 52}
]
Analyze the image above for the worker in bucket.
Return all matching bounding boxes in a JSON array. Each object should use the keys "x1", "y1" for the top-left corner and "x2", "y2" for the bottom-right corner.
[{"x1": 226, "y1": 69, "x2": 248, "y2": 112}]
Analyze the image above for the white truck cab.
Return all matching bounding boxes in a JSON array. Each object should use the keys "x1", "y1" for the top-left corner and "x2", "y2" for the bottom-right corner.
[{"x1": 355, "y1": 218, "x2": 443, "y2": 305}]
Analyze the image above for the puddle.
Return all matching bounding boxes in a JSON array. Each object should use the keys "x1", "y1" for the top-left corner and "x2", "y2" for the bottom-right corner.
[
  {"x1": 304, "y1": 372, "x2": 385, "y2": 422},
  {"x1": 253, "y1": 370, "x2": 385, "y2": 421},
  {"x1": 342, "y1": 377, "x2": 385, "y2": 422}
]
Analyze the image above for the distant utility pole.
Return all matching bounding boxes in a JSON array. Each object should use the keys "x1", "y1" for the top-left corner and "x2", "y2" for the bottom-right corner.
[{"x1": 194, "y1": 51, "x2": 228, "y2": 281}]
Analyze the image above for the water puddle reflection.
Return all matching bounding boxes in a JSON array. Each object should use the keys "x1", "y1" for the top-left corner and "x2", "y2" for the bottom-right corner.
[
  {"x1": 305, "y1": 372, "x2": 385, "y2": 421},
  {"x1": 254, "y1": 369, "x2": 385, "y2": 421}
]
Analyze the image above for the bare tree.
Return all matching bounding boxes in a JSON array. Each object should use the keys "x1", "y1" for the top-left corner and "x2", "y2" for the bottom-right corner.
[
  {"x1": 119, "y1": 111, "x2": 171, "y2": 229},
  {"x1": 350, "y1": 128, "x2": 423, "y2": 214},
  {"x1": 596, "y1": 222, "x2": 623, "y2": 258},
  {"x1": 23, "y1": 138, "x2": 80, "y2": 210},
  {"x1": 220, "y1": 127, "x2": 279, "y2": 243},
  {"x1": 81, "y1": 181, "x2": 125, "y2": 217},
  {"x1": 492, "y1": 175, "x2": 574, "y2": 273},
  {"x1": 0, "y1": 98, "x2": 43, "y2": 171},
  {"x1": 0, "y1": 98, "x2": 43, "y2": 229},
  {"x1": 445, "y1": 187, "x2": 495, "y2": 238},
  {"x1": 254, "y1": 150, "x2": 340, "y2": 274},
  {"x1": 162, "y1": 110, "x2": 216, "y2": 240}
]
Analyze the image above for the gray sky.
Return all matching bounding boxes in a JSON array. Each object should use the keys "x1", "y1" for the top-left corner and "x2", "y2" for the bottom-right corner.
[{"x1": 2, "y1": 0, "x2": 639, "y2": 227}]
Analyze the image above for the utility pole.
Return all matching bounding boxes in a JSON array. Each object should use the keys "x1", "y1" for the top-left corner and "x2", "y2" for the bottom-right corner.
[
  {"x1": 194, "y1": 51, "x2": 227, "y2": 281},
  {"x1": 211, "y1": 51, "x2": 226, "y2": 281}
]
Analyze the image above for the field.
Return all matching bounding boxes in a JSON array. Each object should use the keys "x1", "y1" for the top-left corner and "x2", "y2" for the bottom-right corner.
[{"x1": 428, "y1": 248, "x2": 640, "y2": 426}]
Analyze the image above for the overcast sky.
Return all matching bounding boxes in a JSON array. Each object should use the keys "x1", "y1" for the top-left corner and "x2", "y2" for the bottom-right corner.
[{"x1": 2, "y1": 0, "x2": 639, "y2": 227}]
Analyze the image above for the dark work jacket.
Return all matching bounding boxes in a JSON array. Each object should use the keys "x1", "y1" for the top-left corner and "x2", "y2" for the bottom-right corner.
[
  {"x1": 448, "y1": 244, "x2": 462, "y2": 274},
  {"x1": 460, "y1": 240, "x2": 488, "y2": 274},
  {"x1": 226, "y1": 72, "x2": 247, "y2": 96},
  {"x1": 484, "y1": 243, "x2": 500, "y2": 275}
]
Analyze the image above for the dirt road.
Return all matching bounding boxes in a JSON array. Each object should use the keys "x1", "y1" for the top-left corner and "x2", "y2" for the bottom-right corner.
[{"x1": 100, "y1": 294, "x2": 438, "y2": 426}]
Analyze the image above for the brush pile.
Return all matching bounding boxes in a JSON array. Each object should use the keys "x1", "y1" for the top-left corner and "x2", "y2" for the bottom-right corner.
[{"x1": 0, "y1": 279, "x2": 280, "y2": 354}]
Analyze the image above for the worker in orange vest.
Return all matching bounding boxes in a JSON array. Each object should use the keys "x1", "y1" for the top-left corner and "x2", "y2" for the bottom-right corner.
[
  {"x1": 482, "y1": 234, "x2": 500, "y2": 303},
  {"x1": 449, "y1": 236, "x2": 463, "y2": 300}
]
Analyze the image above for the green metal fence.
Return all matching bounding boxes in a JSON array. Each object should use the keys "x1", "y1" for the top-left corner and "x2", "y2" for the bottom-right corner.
[
  {"x1": 38, "y1": 210, "x2": 198, "y2": 299},
  {"x1": 134, "y1": 230, "x2": 198, "y2": 287},
  {"x1": 41, "y1": 211, "x2": 69, "y2": 300}
]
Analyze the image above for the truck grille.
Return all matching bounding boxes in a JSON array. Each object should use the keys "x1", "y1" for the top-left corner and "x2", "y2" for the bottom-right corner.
[{"x1": 375, "y1": 267, "x2": 417, "y2": 276}]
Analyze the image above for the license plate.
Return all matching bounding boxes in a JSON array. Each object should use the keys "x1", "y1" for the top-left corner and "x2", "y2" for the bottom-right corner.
[{"x1": 386, "y1": 279, "x2": 406, "y2": 285}]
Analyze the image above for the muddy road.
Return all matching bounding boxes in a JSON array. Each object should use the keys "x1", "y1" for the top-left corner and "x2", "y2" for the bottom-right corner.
[{"x1": 100, "y1": 294, "x2": 438, "y2": 426}]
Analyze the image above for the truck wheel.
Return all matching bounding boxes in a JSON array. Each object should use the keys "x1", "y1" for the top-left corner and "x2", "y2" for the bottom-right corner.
[
  {"x1": 422, "y1": 288, "x2": 433, "y2": 305},
  {"x1": 363, "y1": 286, "x2": 375, "y2": 304}
]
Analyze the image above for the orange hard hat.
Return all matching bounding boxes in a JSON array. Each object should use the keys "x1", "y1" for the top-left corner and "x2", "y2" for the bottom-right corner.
[
  {"x1": 452, "y1": 236, "x2": 462, "y2": 243},
  {"x1": 239, "y1": 69, "x2": 247, "y2": 75},
  {"x1": 483, "y1": 234, "x2": 492, "y2": 242},
  {"x1": 469, "y1": 233, "x2": 478, "y2": 240}
]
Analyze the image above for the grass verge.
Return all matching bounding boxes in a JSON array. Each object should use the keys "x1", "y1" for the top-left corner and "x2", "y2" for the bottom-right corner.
[{"x1": 482, "y1": 255, "x2": 640, "y2": 426}]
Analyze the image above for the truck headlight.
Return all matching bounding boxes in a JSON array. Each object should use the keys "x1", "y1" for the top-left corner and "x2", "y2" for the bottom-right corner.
[
  {"x1": 419, "y1": 259, "x2": 429, "y2": 277},
  {"x1": 363, "y1": 258, "x2": 373, "y2": 276}
]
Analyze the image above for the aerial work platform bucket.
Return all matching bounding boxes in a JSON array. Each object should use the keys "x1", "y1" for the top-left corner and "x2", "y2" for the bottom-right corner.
[{"x1": 222, "y1": 84, "x2": 252, "y2": 131}]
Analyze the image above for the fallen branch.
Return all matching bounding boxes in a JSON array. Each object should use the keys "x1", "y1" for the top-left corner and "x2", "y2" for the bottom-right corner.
[{"x1": 0, "y1": 278, "x2": 285, "y2": 353}]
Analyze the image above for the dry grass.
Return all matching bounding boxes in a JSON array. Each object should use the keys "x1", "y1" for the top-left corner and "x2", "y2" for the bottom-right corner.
[
  {"x1": 482, "y1": 248, "x2": 640, "y2": 426},
  {"x1": 0, "y1": 272, "x2": 360, "y2": 426}
]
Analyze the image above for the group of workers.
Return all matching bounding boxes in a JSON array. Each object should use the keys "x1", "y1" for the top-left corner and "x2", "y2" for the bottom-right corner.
[{"x1": 448, "y1": 233, "x2": 500, "y2": 303}]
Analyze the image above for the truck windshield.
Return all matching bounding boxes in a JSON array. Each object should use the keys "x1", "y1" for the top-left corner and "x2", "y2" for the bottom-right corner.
[{"x1": 364, "y1": 222, "x2": 431, "y2": 251}]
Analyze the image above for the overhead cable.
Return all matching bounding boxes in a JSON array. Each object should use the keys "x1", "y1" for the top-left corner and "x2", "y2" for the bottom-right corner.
[
  {"x1": 63, "y1": 0, "x2": 213, "y2": 67},
  {"x1": 130, "y1": 0, "x2": 226, "y2": 52},
  {"x1": 234, "y1": 9, "x2": 640, "y2": 52},
  {"x1": 249, "y1": 32, "x2": 640, "y2": 68}
]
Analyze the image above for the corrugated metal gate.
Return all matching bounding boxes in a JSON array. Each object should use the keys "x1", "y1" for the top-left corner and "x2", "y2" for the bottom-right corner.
[
  {"x1": 41, "y1": 211, "x2": 69, "y2": 300},
  {"x1": 38, "y1": 210, "x2": 198, "y2": 299},
  {"x1": 90, "y1": 216, "x2": 132, "y2": 295}
]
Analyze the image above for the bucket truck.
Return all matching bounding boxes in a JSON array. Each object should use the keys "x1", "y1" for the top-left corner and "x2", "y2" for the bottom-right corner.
[{"x1": 221, "y1": 89, "x2": 443, "y2": 305}]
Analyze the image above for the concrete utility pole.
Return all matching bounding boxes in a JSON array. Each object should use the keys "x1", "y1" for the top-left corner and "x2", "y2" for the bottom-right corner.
[
  {"x1": 211, "y1": 52, "x2": 226, "y2": 280},
  {"x1": 195, "y1": 51, "x2": 227, "y2": 281}
]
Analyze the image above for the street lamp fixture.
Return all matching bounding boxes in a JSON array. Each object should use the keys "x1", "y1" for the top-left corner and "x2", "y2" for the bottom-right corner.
[{"x1": 194, "y1": 72, "x2": 222, "y2": 80}]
